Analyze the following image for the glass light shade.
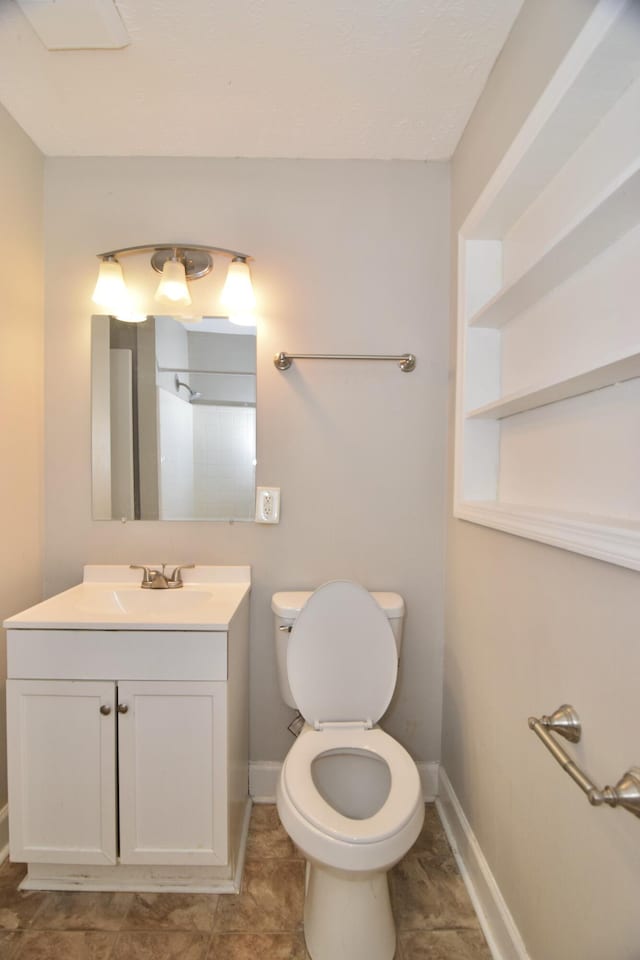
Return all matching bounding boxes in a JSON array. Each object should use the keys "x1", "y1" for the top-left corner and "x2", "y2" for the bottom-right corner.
[
  {"x1": 114, "y1": 311, "x2": 147, "y2": 324},
  {"x1": 155, "y1": 258, "x2": 192, "y2": 306},
  {"x1": 92, "y1": 259, "x2": 131, "y2": 313},
  {"x1": 221, "y1": 259, "x2": 256, "y2": 314}
]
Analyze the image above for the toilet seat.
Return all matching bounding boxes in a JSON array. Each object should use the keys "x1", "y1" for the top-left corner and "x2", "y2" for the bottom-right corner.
[
  {"x1": 288, "y1": 580, "x2": 398, "y2": 728},
  {"x1": 282, "y1": 726, "x2": 422, "y2": 845}
]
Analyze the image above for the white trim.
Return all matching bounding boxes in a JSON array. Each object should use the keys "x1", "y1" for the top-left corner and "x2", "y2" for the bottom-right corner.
[
  {"x1": 231, "y1": 798, "x2": 252, "y2": 892},
  {"x1": 455, "y1": 501, "x2": 640, "y2": 573},
  {"x1": 21, "y1": 869, "x2": 238, "y2": 894},
  {"x1": 437, "y1": 769, "x2": 530, "y2": 960},
  {"x1": 0, "y1": 805, "x2": 9, "y2": 864},
  {"x1": 465, "y1": 347, "x2": 640, "y2": 420},
  {"x1": 416, "y1": 761, "x2": 439, "y2": 801},
  {"x1": 250, "y1": 760, "x2": 439, "y2": 803},
  {"x1": 249, "y1": 761, "x2": 282, "y2": 803}
]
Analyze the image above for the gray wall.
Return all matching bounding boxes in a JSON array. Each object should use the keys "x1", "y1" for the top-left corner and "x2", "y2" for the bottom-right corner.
[
  {"x1": 445, "y1": 2, "x2": 640, "y2": 957},
  {"x1": 43, "y1": 158, "x2": 450, "y2": 765},
  {"x1": 188, "y1": 332, "x2": 256, "y2": 404},
  {"x1": 0, "y1": 103, "x2": 44, "y2": 807}
]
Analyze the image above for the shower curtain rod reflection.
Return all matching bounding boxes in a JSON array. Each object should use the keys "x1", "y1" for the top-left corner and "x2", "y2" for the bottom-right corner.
[
  {"x1": 190, "y1": 399, "x2": 256, "y2": 408},
  {"x1": 157, "y1": 366, "x2": 256, "y2": 376}
]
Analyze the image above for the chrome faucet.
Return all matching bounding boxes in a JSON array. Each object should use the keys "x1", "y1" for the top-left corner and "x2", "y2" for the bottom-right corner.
[{"x1": 130, "y1": 564, "x2": 195, "y2": 589}]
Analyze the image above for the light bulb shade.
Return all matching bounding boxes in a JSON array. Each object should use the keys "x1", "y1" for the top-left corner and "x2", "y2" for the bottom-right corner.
[
  {"x1": 155, "y1": 258, "x2": 192, "y2": 306},
  {"x1": 114, "y1": 312, "x2": 147, "y2": 324},
  {"x1": 92, "y1": 259, "x2": 131, "y2": 313},
  {"x1": 221, "y1": 258, "x2": 256, "y2": 314}
]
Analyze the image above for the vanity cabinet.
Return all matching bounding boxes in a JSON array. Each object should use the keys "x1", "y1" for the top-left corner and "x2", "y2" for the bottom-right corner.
[
  {"x1": 7, "y1": 679, "x2": 227, "y2": 869},
  {"x1": 4, "y1": 565, "x2": 251, "y2": 893}
]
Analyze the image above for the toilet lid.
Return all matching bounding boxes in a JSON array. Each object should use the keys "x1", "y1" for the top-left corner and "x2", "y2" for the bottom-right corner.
[{"x1": 287, "y1": 580, "x2": 398, "y2": 727}]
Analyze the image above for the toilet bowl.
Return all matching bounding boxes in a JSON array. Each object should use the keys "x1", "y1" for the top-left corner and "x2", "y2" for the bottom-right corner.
[{"x1": 273, "y1": 580, "x2": 424, "y2": 960}]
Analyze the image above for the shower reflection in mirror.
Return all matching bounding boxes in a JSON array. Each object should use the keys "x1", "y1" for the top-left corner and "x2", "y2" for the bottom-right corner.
[{"x1": 91, "y1": 315, "x2": 256, "y2": 521}]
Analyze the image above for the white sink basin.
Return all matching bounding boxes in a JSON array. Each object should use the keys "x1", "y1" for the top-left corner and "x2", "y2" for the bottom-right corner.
[
  {"x1": 4, "y1": 565, "x2": 251, "y2": 631},
  {"x1": 75, "y1": 586, "x2": 225, "y2": 617}
]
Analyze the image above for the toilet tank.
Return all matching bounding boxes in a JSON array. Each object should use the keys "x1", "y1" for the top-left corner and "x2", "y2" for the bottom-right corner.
[{"x1": 271, "y1": 589, "x2": 405, "y2": 710}]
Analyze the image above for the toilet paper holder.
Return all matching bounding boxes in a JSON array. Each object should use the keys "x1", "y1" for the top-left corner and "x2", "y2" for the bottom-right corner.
[{"x1": 528, "y1": 704, "x2": 640, "y2": 818}]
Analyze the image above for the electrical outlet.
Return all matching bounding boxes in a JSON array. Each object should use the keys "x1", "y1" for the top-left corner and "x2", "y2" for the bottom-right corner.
[{"x1": 255, "y1": 487, "x2": 280, "y2": 524}]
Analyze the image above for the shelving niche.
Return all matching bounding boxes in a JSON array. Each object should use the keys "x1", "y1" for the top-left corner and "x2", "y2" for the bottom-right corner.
[{"x1": 454, "y1": 0, "x2": 640, "y2": 571}]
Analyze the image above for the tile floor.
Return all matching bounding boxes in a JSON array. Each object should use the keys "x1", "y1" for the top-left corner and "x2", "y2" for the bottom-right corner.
[{"x1": 0, "y1": 803, "x2": 492, "y2": 959}]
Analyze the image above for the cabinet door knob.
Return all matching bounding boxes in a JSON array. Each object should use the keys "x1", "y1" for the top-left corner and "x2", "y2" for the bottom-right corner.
[
  {"x1": 117, "y1": 703, "x2": 129, "y2": 714},
  {"x1": 100, "y1": 704, "x2": 112, "y2": 716}
]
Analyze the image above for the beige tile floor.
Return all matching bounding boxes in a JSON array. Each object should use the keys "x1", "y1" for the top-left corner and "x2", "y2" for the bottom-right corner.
[{"x1": 0, "y1": 803, "x2": 492, "y2": 959}]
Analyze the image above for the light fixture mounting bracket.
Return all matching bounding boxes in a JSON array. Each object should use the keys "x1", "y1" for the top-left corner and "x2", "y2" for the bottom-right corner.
[{"x1": 150, "y1": 248, "x2": 213, "y2": 281}]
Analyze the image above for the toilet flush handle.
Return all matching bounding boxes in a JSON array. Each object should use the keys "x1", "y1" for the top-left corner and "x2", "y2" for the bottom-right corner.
[{"x1": 279, "y1": 624, "x2": 292, "y2": 633}]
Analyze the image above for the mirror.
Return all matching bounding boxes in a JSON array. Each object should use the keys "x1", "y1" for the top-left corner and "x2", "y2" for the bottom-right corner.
[{"x1": 92, "y1": 315, "x2": 256, "y2": 520}]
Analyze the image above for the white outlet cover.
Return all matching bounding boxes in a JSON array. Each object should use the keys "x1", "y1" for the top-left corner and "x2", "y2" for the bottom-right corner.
[{"x1": 255, "y1": 487, "x2": 280, "y2": 524}]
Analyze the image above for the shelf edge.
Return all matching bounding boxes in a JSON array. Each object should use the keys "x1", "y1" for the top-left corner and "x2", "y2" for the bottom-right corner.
[
  {"x1": 466, "y1": 351, "x2": 640, "y2": 420},
  {"x1": 467, "y1": 163, "x2": 640, "y2": 330},
  {"x1": 453, "y1": 501, "x2": 640, "y2": 572}
]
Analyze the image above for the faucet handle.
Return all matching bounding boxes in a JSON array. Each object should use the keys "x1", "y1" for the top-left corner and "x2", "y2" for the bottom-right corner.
[
  {"x1": 168, "y1": 564, "x2": 195, "y2": 586},
  {"x1": 130, "y1": 564, "x2": 153, "y2": 586}
]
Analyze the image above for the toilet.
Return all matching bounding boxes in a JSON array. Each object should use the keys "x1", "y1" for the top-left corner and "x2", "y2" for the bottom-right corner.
[{"x1": 272, "y1": 580, "x2": 424, "y2": 960}]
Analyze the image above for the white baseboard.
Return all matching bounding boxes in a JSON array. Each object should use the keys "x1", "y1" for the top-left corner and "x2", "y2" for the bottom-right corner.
[
  {"x1": 0, "y1": 805, "x2": 8, "y2": 864},
  {"x1": 437, "y1": 769, "x2": 530, "y2": 960},
  {"x1": 249, "y1": 762, "x2": 282, "y2": 802},
  {"x1": 417, "y1": 761, "x2": 439, "y2": 801},
  {"x1": 250, "y1": 760, "x2": 440, "y2": 804}
]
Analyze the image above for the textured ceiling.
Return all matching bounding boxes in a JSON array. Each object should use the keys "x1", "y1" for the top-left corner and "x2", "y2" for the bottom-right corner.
[{"x1": 0, "y1": 0, "x2": 523, "y2": 159}]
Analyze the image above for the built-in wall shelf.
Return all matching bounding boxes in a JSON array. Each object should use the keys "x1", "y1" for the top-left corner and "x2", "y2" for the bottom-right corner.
[
  {"x1": 454, "y1": 0, "x2": 640, "y2": 572},
  {"x1": 469, "y1": 0, "x2": 640, "y2": 240},
  {"x1": 468, "y1": 165, "x2": 640, "y2": 329},
  {"x1": 467, "y1": 350, "x2": 640, "y2": 421}
]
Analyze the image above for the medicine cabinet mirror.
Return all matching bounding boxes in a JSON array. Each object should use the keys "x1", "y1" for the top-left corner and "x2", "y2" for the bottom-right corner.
[{"x1": 91, "y1": 314, "x2": 256, "y2": 521}]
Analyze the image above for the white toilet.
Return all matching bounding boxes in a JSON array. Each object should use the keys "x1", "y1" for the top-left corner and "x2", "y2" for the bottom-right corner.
[{"x1": 272, "y1": 580, "x2": 424, "y2": 960}]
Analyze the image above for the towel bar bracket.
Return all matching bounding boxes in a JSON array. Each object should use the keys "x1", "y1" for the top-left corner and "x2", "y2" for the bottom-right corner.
[{"x1": 528, "y1": 704, "x2": 640, "y2": 818}]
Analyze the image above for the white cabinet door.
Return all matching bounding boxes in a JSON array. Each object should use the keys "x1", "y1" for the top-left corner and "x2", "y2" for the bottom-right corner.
[
  {"x1": 118, "y1": 681, "x2": 227, "y2": 865},
  {"x1": 7, "y1": 679, "x2": 117, "y2": 864}
]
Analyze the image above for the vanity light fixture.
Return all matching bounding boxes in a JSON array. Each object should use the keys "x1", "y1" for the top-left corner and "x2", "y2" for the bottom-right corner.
[{"x1": 92, "y1": 243, "x2": 256, "y2": 325}]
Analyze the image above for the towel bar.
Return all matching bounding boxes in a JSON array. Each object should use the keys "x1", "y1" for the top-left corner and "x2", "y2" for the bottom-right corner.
[
  {"x1": 274, "y1": 352, "x2": 416, "y2": 372},
  {"x1": 528, "y1": 705, "x2": 640, "y2": 818}
]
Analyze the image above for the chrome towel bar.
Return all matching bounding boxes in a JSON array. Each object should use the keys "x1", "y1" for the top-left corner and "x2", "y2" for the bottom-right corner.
[
  {"x1": 274, "y1": 352, "x2": 416, "y2": 372},
  {"x1": 528, "y1": 704, "x2": 640, "y2": 818}
]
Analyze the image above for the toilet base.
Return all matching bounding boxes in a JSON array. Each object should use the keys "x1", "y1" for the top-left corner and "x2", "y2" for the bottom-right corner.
[{"x1": 304, "y1": 860, "x2": 396, "y2": 960}]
